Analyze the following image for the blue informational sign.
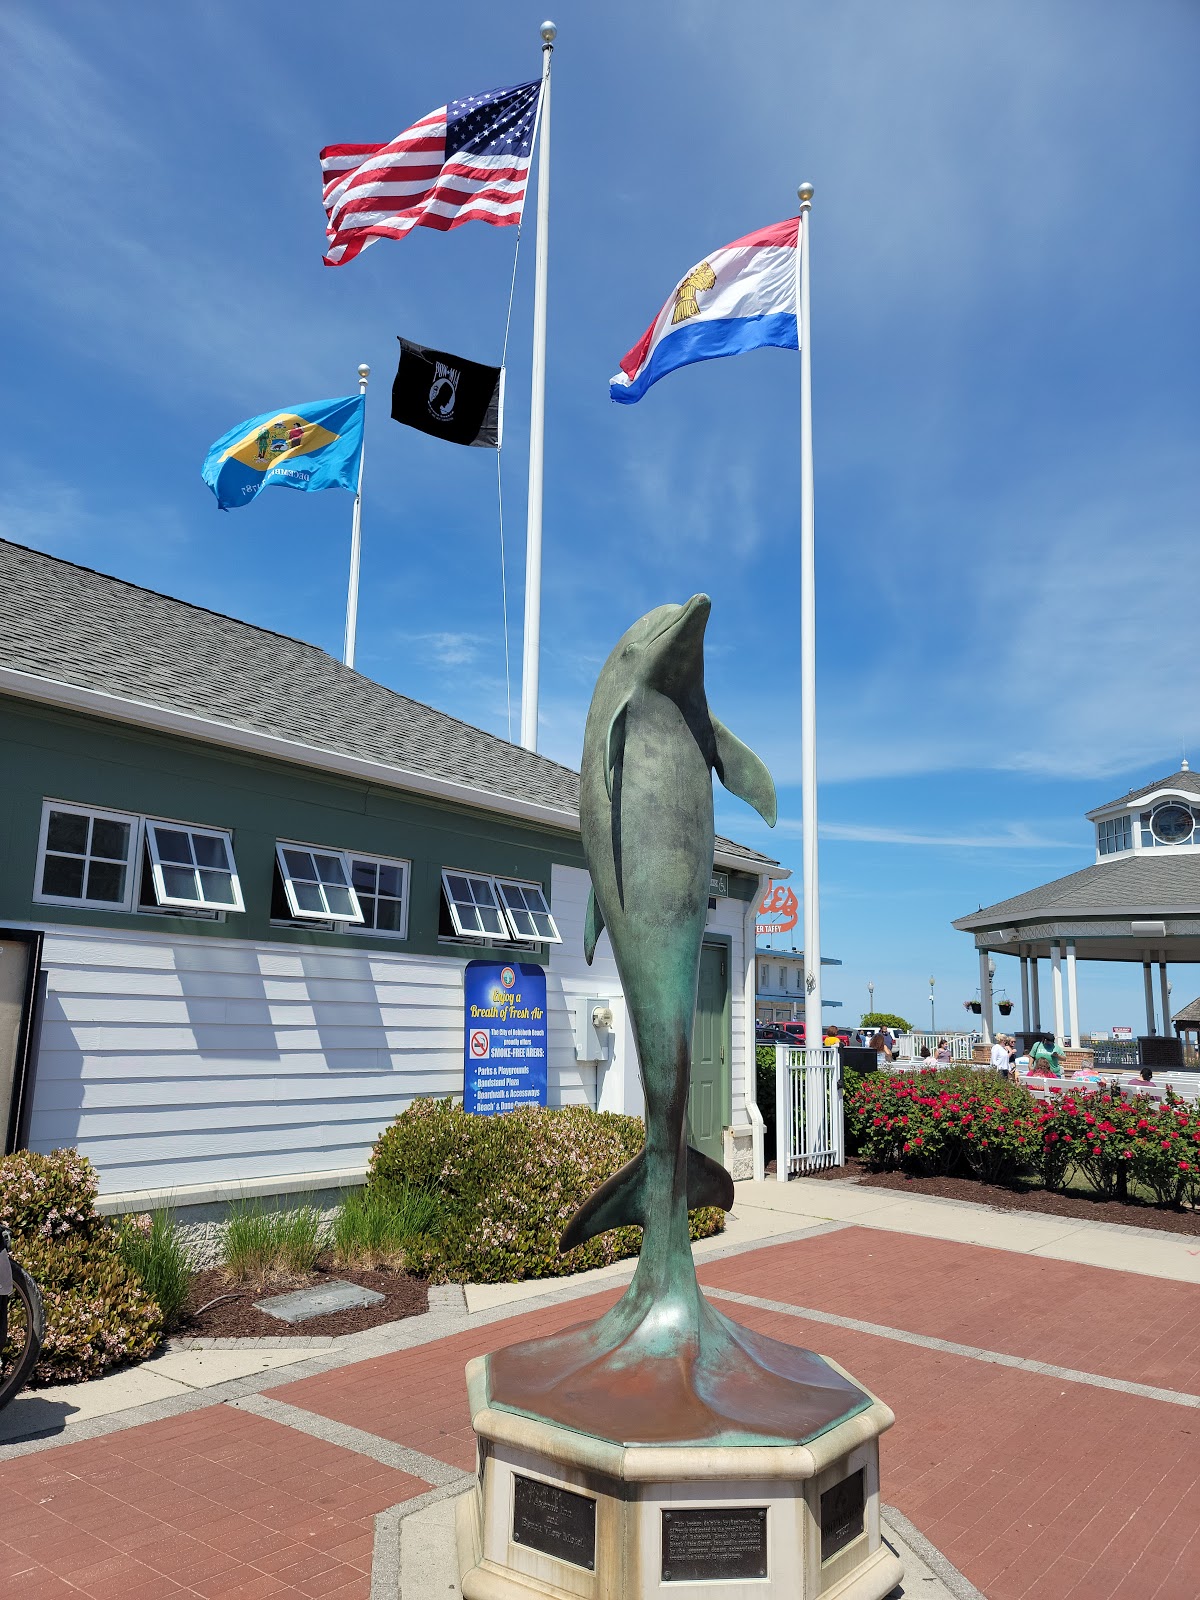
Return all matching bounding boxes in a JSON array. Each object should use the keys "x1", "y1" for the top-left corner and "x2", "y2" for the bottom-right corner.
[{"x1": 463, "y1": 961, "x2": 548, "y2": 1115}]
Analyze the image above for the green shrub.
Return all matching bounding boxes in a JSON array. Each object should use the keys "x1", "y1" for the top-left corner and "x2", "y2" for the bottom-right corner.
[
  {"x1": 114, "y1": 1210, "x2": 193, "y2": 1327},
  {"x1": 221, "y1": 1199, "x2": 326, "y2": 1285},
  {"x1": 368, "y1": 1100, "x2": 724, "y2": 1283},
  {"x1": 756, "y1": 1047, "x2": 776, "y2": 1162},
  {"x1": 860, "y1": 1012, "x2": 912, "y2": 1033},
  {"x1": 849, "y1": 1067, "x2": 1039, "y2": 1182},
  {"x1": 0, "y1": 1150, "x2": 162, "y2": 1384},
  {"x1": 330, "y1": 1184, "x2": 441, "y2": 1269}
]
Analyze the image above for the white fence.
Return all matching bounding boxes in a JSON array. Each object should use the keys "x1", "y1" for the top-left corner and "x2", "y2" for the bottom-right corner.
[
  {"x1": 774, "y1": 1045, "x2": 843, "y2": 1178},
  {"x1": 895, "y1": 1032, "x2": 975, "y2": 1062}
]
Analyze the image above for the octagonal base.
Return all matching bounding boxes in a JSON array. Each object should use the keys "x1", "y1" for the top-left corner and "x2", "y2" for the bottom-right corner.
[{"x1": 458, "y1": 1355, "x2": 903, "y2": 1600}]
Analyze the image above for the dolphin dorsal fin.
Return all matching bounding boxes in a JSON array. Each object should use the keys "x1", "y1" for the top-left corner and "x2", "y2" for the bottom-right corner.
[
  {"x1": 605, "y1": 699, "x2": 629, "y2": 801},
  {"x1": 584, "y1": 885, "x2": 606, "y2": 964},
  {"x1": 710, "y1": 713, "x2": 778, "y2": 826}
]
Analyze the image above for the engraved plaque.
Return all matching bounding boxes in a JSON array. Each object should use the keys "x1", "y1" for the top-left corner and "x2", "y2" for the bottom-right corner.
[
  {"x1": 661, "y1": 1507, "x2": 768, "y2": 1582},
  {"x1": 820, "y1": 1468, "x2": 865, "y2": 1563},
  {"x1": 511, "y1": 1474, "x2": 596, "y2": 1571}
]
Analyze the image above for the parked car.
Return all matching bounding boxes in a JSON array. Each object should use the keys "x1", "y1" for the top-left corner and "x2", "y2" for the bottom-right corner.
[
  {"x1": 781, "y1": 1021, "x2": 806, "y2": 1043},
  {"x1": 755, "y1": 1023, "x2": 793, "y2": 1043}
]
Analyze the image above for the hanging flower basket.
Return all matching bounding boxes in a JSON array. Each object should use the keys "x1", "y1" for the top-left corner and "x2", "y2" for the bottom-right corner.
[
  {"x1": 963, "y1": 1000, "x2": 982, "y2": 1014},
  {"x1": 997, "y1": 1000, "x2": 1014, "y2": 1016}
]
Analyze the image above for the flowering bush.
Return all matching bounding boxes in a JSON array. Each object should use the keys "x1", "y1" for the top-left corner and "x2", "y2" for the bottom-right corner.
[
  {"x1": 847, "y1": 1069, "x2": 1200, "y2": 1209},
  {"x1": 369, "y1": 1099, "x2": 724, "y2": 1283},
  {"x1": 1, "y1": 1150, "x2": 162, "y2": 1383}
]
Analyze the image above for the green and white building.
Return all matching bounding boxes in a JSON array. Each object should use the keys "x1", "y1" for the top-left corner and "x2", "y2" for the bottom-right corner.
[{"x1": 0, "y1": 541, "x2": 776, "y2": 1209}]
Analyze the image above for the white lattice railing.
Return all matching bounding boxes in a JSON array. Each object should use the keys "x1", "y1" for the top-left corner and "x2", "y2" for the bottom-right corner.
[
  {"x1": 774, "y1": 1045, "x2": 843, "y2": 1179},
  {"x1": 895, "y1": 1032, "x2": 974, "y2": 1062}
]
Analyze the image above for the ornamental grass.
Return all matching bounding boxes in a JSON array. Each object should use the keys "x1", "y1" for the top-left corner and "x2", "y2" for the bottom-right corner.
[
  {"x1": 847, "y1": 1067, "x2": 1200, "y2": 1207},
  {"x1": 368, "y1": 1099, "x2": 725, "y2": 1283}
]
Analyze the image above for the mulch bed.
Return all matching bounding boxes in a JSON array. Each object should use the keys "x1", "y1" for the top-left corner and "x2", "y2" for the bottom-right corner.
[
  {"x1": 174, "y1": 1260, "x2": 428, "y2": 1339},
  {"x1": 787, "y1": 1154, "x2": 1200, "y2": 1236}
]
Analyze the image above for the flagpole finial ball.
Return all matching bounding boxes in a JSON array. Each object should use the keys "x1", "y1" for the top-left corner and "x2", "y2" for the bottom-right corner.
[
  {"x1": 540, "y1": 20, "x2": 557, "y2": 44},
  {"x1": 797, "y1": 181, "x2": 815, "y2": 205},
  {"x1": 357, "y1": 363, "x2": 370, "y2": 380}
]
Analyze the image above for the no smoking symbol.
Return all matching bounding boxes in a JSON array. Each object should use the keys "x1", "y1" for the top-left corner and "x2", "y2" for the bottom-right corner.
[{"x1": 470, "y1": 1029, "x2": 490, "y2": 1059}]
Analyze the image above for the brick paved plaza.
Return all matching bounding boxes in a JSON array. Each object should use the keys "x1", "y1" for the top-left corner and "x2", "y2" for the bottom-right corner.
[{"x1": 2, "y1": 1200, "x2": 1199, "y2": 1599}]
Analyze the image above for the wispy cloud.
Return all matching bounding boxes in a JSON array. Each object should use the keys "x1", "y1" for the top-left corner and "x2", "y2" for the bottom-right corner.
[{"x1": 813, "y1": 821, "x2": 1075, "y2": 850}]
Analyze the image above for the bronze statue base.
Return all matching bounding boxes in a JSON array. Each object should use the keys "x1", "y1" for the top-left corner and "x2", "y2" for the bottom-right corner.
[{"x1": 485, "y1": 1297, "x2": 869, "y2": 1448}]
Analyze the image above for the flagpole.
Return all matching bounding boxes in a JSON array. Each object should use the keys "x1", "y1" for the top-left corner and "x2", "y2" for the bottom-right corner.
[
  {"x1": 342, "y1": 362, "x2": 370, "y2": 668},
  {"x1": 796, "y1": 182, "x2": 822, "y2": 1043},
  {"x1": 519, "y1": 20, "x2": 555, "y2": 751}
]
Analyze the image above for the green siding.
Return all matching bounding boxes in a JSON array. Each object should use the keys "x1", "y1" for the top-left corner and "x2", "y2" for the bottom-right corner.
[{"x1": 0, "y1": 694, "x2": 588, "y2": 960}]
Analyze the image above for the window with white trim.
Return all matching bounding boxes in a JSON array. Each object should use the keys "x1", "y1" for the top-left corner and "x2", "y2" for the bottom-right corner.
[
  {"x1": 348, "y1": 854, "x2": 410, "y2": 937},
  {"x1": 275, "y1": 843, "x2": 363, "y2": 922},
  {"x1": 495, "y1": 878, "x2": 561, "y2": 943},
  {"x1": 439, "y1": 869, "x2": 559, "y2": 945},
  {"x1": 35, "y1": 802, "x2": 139, "y2": 910},
  {"x1": 145, "y1": 820, "x2": 243, "y2": 911}
]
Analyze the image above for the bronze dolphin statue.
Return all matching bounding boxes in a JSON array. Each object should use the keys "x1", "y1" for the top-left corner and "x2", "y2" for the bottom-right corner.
[{"x1": 484, "y1": 597, "x2": 869, "y2": 1446}]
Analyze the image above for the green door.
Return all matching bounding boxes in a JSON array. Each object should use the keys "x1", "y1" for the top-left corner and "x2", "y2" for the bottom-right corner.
[{"x1": 688, "y1": 942, "x2": 730, "y2": 1162}]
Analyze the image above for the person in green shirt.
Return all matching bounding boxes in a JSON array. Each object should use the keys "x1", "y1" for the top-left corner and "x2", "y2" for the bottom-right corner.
[{"x1": 1028, "y1": 1039, "x2": 1065, "y2": 1077}]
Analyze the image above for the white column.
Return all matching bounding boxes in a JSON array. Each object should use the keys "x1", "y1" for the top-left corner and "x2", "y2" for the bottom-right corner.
[
  {"x1": 1143, "y1": 960, "x2": 1156, "y2": 1034},
  {"x1": 1065, "y1": 938, "x2": 1080, "y2": 1049},
  {"x1": 519, "y1": 23, "x2": 555, "y2": 752},
  {"x1": 1031, "y1": 956, "x2": 1041, "y2": 1031},
  {"x1": 978, "y1": 948, "x2": 994, "y2": 1045},
  {"x1": 1159, "y1": 960, "x2": 1171, "y2": 1041},
  {"x1": 1051, "y1": 940, "x2": 1065, "y2": 1046},
  {"x1": 775, "y1": 1042, "x2": 789, "y2": 1183},
  {"x1": 1020, "y1": 955, "x2": 1031, "y2": 1034},
  {"x1": 745, "y1": 876, "x2": 769, "y2": 1181},
  {"x1": 342, "y1": 363, "x2": 370, "y2": 668},
  {"x1": 796, "y1": 183, "x2": 822, "y2": 1044}
]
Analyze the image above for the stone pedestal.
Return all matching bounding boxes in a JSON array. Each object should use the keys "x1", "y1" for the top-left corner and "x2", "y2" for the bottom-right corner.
[{"x1": 457, "y1": 1356, "x2": 902, "y2": 1600}]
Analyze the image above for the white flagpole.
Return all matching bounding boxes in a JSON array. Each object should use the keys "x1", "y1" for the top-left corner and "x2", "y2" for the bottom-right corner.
[
  {"x1": 796, "y1": 182, "x2": 822, "y2": 1043},
  {"x1": 519, "y1": 20, "x2": 555, "y2": 751},
  {"x1": 342, "y1": 361, "x2": 370, "y2": 668}
]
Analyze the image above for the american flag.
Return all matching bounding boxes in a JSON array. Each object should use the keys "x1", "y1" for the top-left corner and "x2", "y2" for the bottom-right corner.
[{"x1": 320, "y1": 80, "x2": 541, "y2": 267}]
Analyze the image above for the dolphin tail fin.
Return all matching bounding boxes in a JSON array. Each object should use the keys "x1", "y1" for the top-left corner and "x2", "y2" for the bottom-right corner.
[
  {"x1": 686, "y1": 1143, "x2": 735, "y2": 1211},
  {"x1": 710, "y1": 713, "x2": 778, "y2": 827},
  {"x1": 558, "y1": 1144, "x2": 735, "y2": 1254},
  {"x1": 560, "y1": 1150, "x2": 645, "y2": 1252},
  {"x1": 584, "y1": 886, "x2": 605, "y2": 965}
]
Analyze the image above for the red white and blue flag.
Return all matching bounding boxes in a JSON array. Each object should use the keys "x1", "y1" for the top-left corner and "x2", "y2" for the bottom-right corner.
[
  {"x1": 320, "y1": 81, "x2": 540, "y2": 267},
  {"x1": 610, "y1": 218, "x2": 801, "y2": 404}
]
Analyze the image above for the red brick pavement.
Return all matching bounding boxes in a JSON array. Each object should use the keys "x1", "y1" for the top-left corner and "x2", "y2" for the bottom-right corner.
[
  {"x1": 0, "y1": 1405, "x2": 429, "y2": 1599},
  {"x1": 2, "y1": 1230, "x2": 1199, "y2": 1600},
  {"x1": 698, "y1": 1227, "x2": 1200, "y2": 1393}
]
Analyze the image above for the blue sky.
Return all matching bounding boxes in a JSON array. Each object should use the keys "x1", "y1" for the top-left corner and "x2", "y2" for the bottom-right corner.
[{"x1": 3, "y1": 1, "x2": 1198, "y2": 1031}]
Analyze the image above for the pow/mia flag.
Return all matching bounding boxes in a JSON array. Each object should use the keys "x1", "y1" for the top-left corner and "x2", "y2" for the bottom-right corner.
[{"x1": 390, "y1": 337, "x2": 503, "y2": 448}]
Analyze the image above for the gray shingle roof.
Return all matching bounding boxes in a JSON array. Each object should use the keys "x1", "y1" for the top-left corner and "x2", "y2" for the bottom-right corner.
[
  {"x1": 1171, "y1": 997, "x2": 1200, "y2": 1026},
  {"x1": 1086, "y1": 768, "x2": 1200, "y2": 819},
  {"x1": 0, "y1": 539, "x2": 776, "y2": 869},
  {"x1": 953, "y1": 852, "x2": 1200, "y2": 929}
]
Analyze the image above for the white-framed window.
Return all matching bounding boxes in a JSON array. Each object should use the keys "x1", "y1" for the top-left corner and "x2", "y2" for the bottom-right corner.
[
  {"x1": 145, "y1": 820, "x2": 243, "y2": 912},
  {"x1": 275, "y1": 843, "x2": 363, "y2": 922},
  {"x1": 34, "y1": 801, "x2": 139, "y2": 911},
  {"x1": 1097, "y1": 815, "x2": 1133, "y2": 856},
  {"x1": 348, "y1": 854, "x2": 410, "y2": 938},
  {"x1": 495, "y1": 878, "x2": 561, "y2": 944},
  {"x1": 440, "y1": 869, "x2": 560, "y2": 945}
]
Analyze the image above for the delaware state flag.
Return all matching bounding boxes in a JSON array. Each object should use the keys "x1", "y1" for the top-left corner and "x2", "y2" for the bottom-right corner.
[
  {"x1": 202, "y1": 394, "x2": 365, "y2": 510},
  {"x1": 610, "y1": 217, "x2": 799, "y2": 404}
]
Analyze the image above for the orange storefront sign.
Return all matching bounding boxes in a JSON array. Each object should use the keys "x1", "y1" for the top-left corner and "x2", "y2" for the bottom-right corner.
[{"x1": 757, "y1": 880, "x2": 798, "y2": 935}]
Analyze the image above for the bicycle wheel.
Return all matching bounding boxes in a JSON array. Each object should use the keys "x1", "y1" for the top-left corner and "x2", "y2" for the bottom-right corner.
[{"x1": 0, "y1": 1261, "x2": 45, "y2": 1410}]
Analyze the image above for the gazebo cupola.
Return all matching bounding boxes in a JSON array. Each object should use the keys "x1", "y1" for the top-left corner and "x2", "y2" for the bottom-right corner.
[
  {"x1": 954, "y1": 765, "x2": 1200, "y2": 1052},
  {"x1": 1089, "y1": 761, "x2": 1200, "y2": 862}
]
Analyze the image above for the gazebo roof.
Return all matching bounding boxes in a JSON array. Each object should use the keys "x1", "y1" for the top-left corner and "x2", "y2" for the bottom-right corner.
[
  {"x1": 954, "y1": 852, "x2": 1200, "y2": 929},
  {"x1": 1171, "y1": 997, "x2": 1200, "y2": 1026},
  {"x1": 1085, "y1": 766, "x2": 1200, "y2": 821}
]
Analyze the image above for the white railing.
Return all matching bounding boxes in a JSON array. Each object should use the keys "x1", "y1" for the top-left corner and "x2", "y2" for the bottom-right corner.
[
  {"x1": 774, "y1": 1045, "x2": 843, "y2": 1179},
  {"x1": 896, "y1": 1032, "x2": 974, "y2": 1062}
]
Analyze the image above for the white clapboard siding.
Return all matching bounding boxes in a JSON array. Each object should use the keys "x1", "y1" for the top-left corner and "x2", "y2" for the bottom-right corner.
[
  {"x1": 26, "y1": 873, "x2": 615, "y2": 1193},
  {"x1": 704, "y1": 892, "x2": 749, "y2": 1125}
]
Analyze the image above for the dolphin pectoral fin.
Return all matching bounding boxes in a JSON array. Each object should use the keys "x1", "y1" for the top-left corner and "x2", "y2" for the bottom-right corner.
[
  {"x1": 559, "y1": 1151, "x2": 645, "y2": 1252},
  {"x1": 686, "y1": 1144, "x2": 735, "y2": 1212},
  {"x1": 710, "y1": 713, "x2": 778, "y2": 827},
  {"x1": 605, "y1": 700, "x2": 629, "y2": 801},
  {"x1": 584, "y1": 886, "x2": 606, "y2": 965}
]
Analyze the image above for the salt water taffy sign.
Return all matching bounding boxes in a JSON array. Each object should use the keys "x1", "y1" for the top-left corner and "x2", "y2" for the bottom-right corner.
[{"x1": 463, "y1": 961, "x2": 548, "y2": 1115}]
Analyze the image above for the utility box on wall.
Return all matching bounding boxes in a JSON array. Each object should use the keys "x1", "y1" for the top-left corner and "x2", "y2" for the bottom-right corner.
[{"x1": 570, "y1": 998, "x2": 614, "y2": 1062}]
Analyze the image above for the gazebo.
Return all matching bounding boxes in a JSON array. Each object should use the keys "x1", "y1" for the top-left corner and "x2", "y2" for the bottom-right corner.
[
  {"x1": 1171, "y1": 997, "x2": 1200, "y2": 1059},
  {"x1": 953, "y1": 766, "x2": 1200, "y2": 1047}
]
